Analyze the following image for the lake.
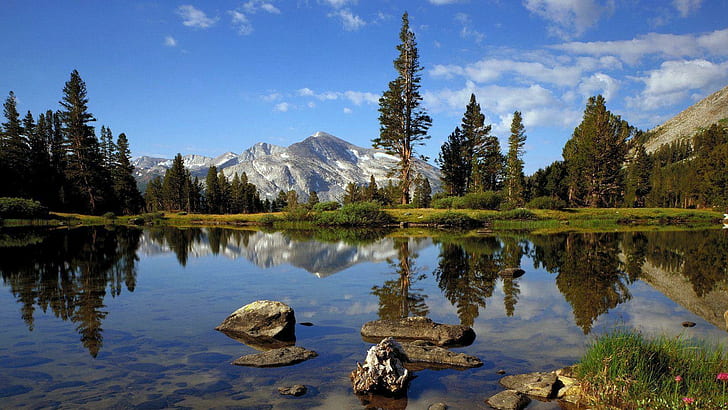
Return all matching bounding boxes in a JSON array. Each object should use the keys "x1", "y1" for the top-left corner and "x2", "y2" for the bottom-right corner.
[{"x1": 1, "y1": 226, "x2": 727, "y2": 408}]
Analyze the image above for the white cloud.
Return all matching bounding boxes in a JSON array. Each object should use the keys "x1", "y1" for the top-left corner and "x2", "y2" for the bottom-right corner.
[
  {"x1": 229, "y1": 11, "x2": 253, "y2": 35},
  {"x1": 553, "y1": 29, "x2": 728, "y2": 64},
  {"x1": 321, "y1": 0, "x2": 356, "y2": 8},
  {"x1": 455, "y1": 13, "x2": 484, "y2": 43},
  {"x1": 274, "y1": 102, "x2": 290, "y2": 112},
  {"x1": 578, "y1": 73, "x2": 619, "y2": 101},
  {"x1": 343, "y1": 107, "x2": 353, "y2": 114},
  {"x1": 431, "y1": 58, "x2": 587, "y2": 87},
  {"x1": 329, "y1": 9, "x2": 365, "y2": 31},
  {"x1": 628, "y1": 59, "x2": 728, "y2": 110},
  {"x1": 296, "y1": 88, "x2": 378, "y2": 105},
  {"x1": 262, "y1": 92, "x2": 282, "y2": 102},
  {"x1": 523, "y1": 0, "x2": 611, "y2": 39},
  {"x1": 164, "y1": 36, "x2": 177, "y2": 47},
  {"x1": 176, "y1": 5, "x2": 218, "y2": 29},
  {"x1": 297, "y1": 88, "x2": 315, "y2": 97},
  {"x1": 343, "y1": 90, "x2": 378, "y2": 105},
  {"x1": 243, "y1": 0, "x2": 281, "y2": 14},
  {"x1": 673, "y1": 0, "x2": 702, "y2": 17},
  {"x1": 428, "y1": 0, "x2": 461, "y2": 4}
]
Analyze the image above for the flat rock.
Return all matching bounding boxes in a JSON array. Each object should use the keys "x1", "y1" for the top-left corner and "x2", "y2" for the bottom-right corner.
[
  {"x1": 216, "y1": 300, "x2": 296, "y2": 348},
  {"x1": 361, "y1": 317, "x2": 475, "y2": 347},
  {"x1": 278, "y1": 384, "x2": 307, "y2": 396},
  {"x1": 232, "y1": 346, "x2": 317, "y2": 368},
  {"x1": 498, "y1": 268, "x2": 525, "y2": 279},
  {"x1": 428, "y1": 402, "x2": 448, "y2": 410},
  {"x1": 500, "y1": 371, "x2": 559, "y2": 398},
  {"x1": 401, "y1": 340, "x2": 482, "y2": 369},
  {"x1": 486, "y1": 389, "x2": 530, "y2": 410}
]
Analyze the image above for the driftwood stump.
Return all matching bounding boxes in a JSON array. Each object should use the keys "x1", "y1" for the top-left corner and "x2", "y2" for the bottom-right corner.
[{"x1": 350, "y1": 337, "x2": 411, "y2": 396}]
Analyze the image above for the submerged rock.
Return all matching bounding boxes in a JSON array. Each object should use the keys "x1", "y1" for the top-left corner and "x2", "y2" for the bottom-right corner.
[
  {"x1": 486, "y1": 389, "x2": 530, "y2": 410},
  {"x1": 401, "y1": 340, "x2": 482, "y2": 370},
  {"x1": 499, "y1": 371, "x2": 559, "y2": 398},
  {"x1": 278, "y1": 384, "x2": 307, "y2": 396},
  {"x1": 216, "y1": 300, "x2": 296, "y2": 348},
  {"x1": 498, "y1": 268, "x2": 525, "y2": 279},
  {"x1": 361, "y1": 317, "x2": 475, "y2": 347},
  {"x1": 350, "y1": 337, "x2": 411, "y2": 396},
  {"x1": 232, "y1": 346, "x2": 317, "y2": 368}
]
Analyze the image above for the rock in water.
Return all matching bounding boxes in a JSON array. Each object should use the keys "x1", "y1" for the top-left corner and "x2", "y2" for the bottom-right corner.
[
  {"x1": 232, "y1": 346, "x2": 317, "y2": 368},
  {"x1": 350, "y1": 338, "x2": 411, "y2": 396},
  {"x1": 361, "y1": 316, "x2": 475, "y2": 346},
  {"x1": 499, "y1": 371, "x2": 559, "y2": 398},
  {"x1": 401, "y1": 340, "x2": 482, "y2": 370},
  {"x1": 278, "y1": 384, "x2": 307, "y2": 396},
  {"x1": 216, "y1": 300, "x2": 296, "y2": 347},
  {"x1": 486, "y1": 389, "x2": 530, "y2": 410}
]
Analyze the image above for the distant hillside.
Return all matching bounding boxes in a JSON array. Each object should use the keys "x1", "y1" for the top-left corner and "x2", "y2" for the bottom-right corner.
[
  {"x1": 133, "y1": 131, "x2": 442, "y2": 202},
  {"x1": 643, "y1": 85, "x2": 728, "y2": 152}
]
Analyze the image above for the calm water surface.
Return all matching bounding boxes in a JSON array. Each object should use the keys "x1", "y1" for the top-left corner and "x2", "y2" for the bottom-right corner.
[{"x1": 1, "y1": 226, "x2": 727, "y2": 409}]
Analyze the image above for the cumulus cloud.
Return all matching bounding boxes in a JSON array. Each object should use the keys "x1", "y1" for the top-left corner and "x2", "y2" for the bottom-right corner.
[
  {"x1": 164, "y1": 36, "x2": 177, "y2": 47},
  {"x1": 455, "y1": 13, "x2": 484, "y2": 43},
  {"x1": 329, "y1": 9, "x2": 366, "y2": 31},
  {"x1": 176, "y1": 5, "x2": 218, "y2": 29},
  {"x1": 274, "y1": 102, "x2": 290, "y2": 112},
  {"x1": 553, "y1": 29, "x2": 728, "y2": 64},
  {"x1": 578, "y1": 73, "x2": 619, "y2": 101},
  {"x1": 321, "y1": 0, "x2": 356, "y2": 8},
  {"x1": 243, "y1": 0, "x2": 281, "y2": 14},
  {"x1": 229, "y1": 11, "x2": 253, "y2": 35},
  {"x1": 428, "y1": 0, "x2": 462, "y2": 4},
  {"x1": 523, "y1": 0, "x2": 612, "y2": 39},
  {"x1": 673, "y1": 0, "x2": 702, "y2": 17},
  {"x1": 297, "y1": 88, "x2": 378, "y2": 105},
  {"x1": 628, "y1": 59, "x2": 728, "y2": 110}
]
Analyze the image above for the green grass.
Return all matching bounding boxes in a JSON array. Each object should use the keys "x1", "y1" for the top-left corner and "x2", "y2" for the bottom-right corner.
[{"x1": 577, "y1": 329, "x2": 728, "y2": 408}]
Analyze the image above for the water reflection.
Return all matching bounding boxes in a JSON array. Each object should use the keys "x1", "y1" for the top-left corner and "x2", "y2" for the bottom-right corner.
[
  {"x1": 1, "y1": 226, "x2": 727, "y2": 358},
  {"x1": 0, "y1": 227, "x2": 140, "y2": 357}
]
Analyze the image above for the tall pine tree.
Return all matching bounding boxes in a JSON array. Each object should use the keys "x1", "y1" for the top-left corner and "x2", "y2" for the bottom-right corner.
[
  {"x1": 505, "y1": 111, "x2": 527, "y2": 205},
  {"x1": 373, "y1": 12, "x2": 432, "y2": 204},
  {"x1": 1, "y1": 91, "x2": 29, "y2": 197},
  {"x1": 111, "y1": 133, "x2": 143, "y2": 214},
  {"x1": 437, "y1": 127, "x2": 468, "y2": 196}
]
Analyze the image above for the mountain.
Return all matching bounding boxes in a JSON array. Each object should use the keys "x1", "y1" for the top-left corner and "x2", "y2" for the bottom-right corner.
[
  {"x1": 133, "y1": 131, "x2": 442, "y2": 201},
  {"x1": 643, "y1": 85, "x2": 728, "y2": 153}
]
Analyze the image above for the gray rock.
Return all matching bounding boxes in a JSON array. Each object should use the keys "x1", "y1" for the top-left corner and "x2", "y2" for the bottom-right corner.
[
  {"x1": 500, "y1": 371, "x2": 559, "y2": 398},
  {"x1": 486, "y1": 389, "x2": 530, "y2": 410},
  {"x1": 350, "y1": 337, "x2": 411, "y2": 396},
  {"x1": 498, "y1": 268, "x2": 525, "y2": 279},
  {"x1": 278, "y1": 384, "x2": 307, "y2": 396},
  {"x1": 428, "y1": 402, "x2": 448, "y2": 410},
  {"x1": 361, "y1": 317, "x2": 475, "y2": 347},
  {"x1": 401, "y1": 340, "x2": 482, "y2": 369},
  {"x1": 216, "y1": 300, "x2": 296, "y2": 347},
  {"x1": 232, "y1": 346, "x2": 317, "y2": 368}
]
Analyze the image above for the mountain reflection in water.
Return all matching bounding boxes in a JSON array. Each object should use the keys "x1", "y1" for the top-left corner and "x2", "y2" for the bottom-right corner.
[{"x1": 1, "y1": 226, "x2": 727, "y2": 359}]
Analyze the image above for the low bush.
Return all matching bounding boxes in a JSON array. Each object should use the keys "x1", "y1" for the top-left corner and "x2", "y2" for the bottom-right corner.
[
  {"x1": 102, "y1": 211, "x2": 116, "y2": 220},
  {"x1": 258, "y1": 214, "x2": 279, "y2": 225},
  {"x1": 423, "y1": 211, "x2": 481, "y2": 228},
  {"x1": 284, "y1": 207, "x2": 314, "y2": 221},
  {"x1": 497, "y1": 208, "x2": 538, "y2": 220},
  {"x1": 526, "y1": 196, "x2": 567, "y2": 210},
  {"x1": 0, "y1": 197, "x2": 49, "y2": 219},
  {"x1": 313, "y1": 201, "x2": 341, "y2": 212},
  {"x1": 141, "y1": 212, "x2": 165, "y2": 224},
  {"x1": 431, "y1": 196, "x2": 455, "y2": 209},
  {"x1": 458, "y1": 191, "x2": 503, "y2": 210},
  {"x1": 314, "y1": 202, "x2": 394, "y2": 227}
]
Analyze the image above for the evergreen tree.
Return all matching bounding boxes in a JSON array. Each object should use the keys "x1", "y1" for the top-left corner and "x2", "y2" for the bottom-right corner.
[
  {"x1": 563, "y1": 95, "x2": 630, "y2": 207},
  {"x1": 460, "y1": 94, "x2": 493, "y2": 192},
  {"x1": 204, "y1": 166, "x2": 221, "y2": 213},
  {"x1": 624, "y1": 144, "x2": 652, "y2": 207},
  {"x1": 285, "y1": 190, "x2": 299, "y2": 210},
  {"x1": 412, "y1": 174, "x2": 432, "y2": 208},
  {"x1": 111, "y1": 133, "x2": 143, "y2": 214},
  {"x1": 48, "y1": 110, "x2": 67, "y2": 208},
  {"x1": 1, "y1": 91, "x2": 29, "y2": 197},
  {"x1": 28, "y1": 112, "x2": 54, "y2": 205},
  {"x1": 273, "y1": 190, "x2": 288, "y2": 211},
  {"x1": 364, "y1": 175, "x2": 379, "y2": 202},
  {"x1": 99, "y1": 125, "x2": 116, "y2": 172},
  {"x1": 163, "y1": 154, "x2": 190, "y2": 211},
  {"x1": 307, "y1": 190, "x2": 320, "y2": 208},
  {"x1": 60, "y1": 70, "x2": 109, "y2": 213},
  {"x1": 230, "y1": 173, "x2": 243, "y2": 213},
  {"x1": 373, "y1": 12, "x2": 431, "y2": 204},
  {"x1": 505, "y1": 111, "x2": 527, "y2": 205},
  {"x1": 478, "y1": 134, "x2": 504, "y2": 192},
  {"x1": 343, "y1": 182, "x2": 362, "y2": 204},
  {"x1": 217, "y1": 171, "x2": 231, "y2": 213},
  {"x1": 144, "y1": 176, "x2": 164, "y2": 212},
  {"x1": 437, "y1": 127, "x2": 468, "y2": 196}
]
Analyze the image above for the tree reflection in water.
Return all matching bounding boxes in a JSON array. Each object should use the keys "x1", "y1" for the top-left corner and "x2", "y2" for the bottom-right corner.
[
  {"x1": 0, "y1": 226, "x2": 141, "y2": 357},
  {"x1": 372, "y1": 238, "x2": 429, "y2": 320}
]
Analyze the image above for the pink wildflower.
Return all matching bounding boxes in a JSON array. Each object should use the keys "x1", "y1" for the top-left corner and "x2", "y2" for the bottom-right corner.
[
  {"x1": 717, "y1": 373, "x2": 728, "y2": 381},
  {"x1": 675, "y1": 375, "x2": 683, "y2": 382},
  {"x1": 682, "y1": 397, "x2": 695, "y2": 404}
]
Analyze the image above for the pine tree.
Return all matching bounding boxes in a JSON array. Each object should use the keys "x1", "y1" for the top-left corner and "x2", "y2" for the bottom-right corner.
[
  {"x1": 28, "y1": 112, "x2": 53, "y2": 205},
  {"x1": 460, "y1": 94, "x2": 492, "y2": 192},
  {"x1": 412, "y1": 174, "x2": 432, "y2": 208},
  {"x1": 364, "y1": 175, "x2": 379, "y2": 202},
  {"x1": 144, "y1": 176, "x2": 164, "y2": 212},
  {"x1": 563, "y1": 95, "x2": 630, "y2": 207},
  {"x1": 217, "y1": 171, "x2": 231, "y2": 213},
  {"x1": 505, "y1": 111, "x2": 527, "y2": 206},
  {"x1": 1, "y1": 91, "x2": 29, "y2": 197},
  {"x1": 112, "y1": 133, "x2": 143, "y2": 214},
  {"x1": 343, "y1": 182, "x2": 362, "y2": 204},
  {"x1": 230, "y1": 173, "x2": 243, "y2": 213},
  {"x1": 373, "y1": 12, "x2": 432, "y2": 204},
  {"x1": 204, "y1": 166, "x2": 221, "y2": 213},
  {"x1": 307, "y1": 190, "x2": 320, "y2": 208},
  {"x1": 624, "y1": 144, "x2": 652, "y2": 207},
  {"x1": 60, "y1": 70, "x2": 108, "y2": 213},
  {"x1": 163, "y1": 154, "x2": 189, "y2": 211},
  {"x1": 437, "y1": 127, "x2": 468, "y2": 196}
]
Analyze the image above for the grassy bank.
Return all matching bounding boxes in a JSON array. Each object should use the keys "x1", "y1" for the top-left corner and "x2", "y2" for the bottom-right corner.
[
  {"x1": 577, "y1": 329, "x2": 728, "y2": 408},
  {"x1": 3, "y1": 207, "x2": 723, "y2": 233}
]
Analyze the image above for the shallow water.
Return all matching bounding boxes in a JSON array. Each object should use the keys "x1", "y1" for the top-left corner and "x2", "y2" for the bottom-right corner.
[{"x1": 0, "y1": 226, "x2": 726, "y2": 408}]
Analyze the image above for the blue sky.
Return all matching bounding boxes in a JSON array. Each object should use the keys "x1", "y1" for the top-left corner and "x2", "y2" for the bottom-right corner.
[{"x1": 2, "y1": 0, "x2": 727, "y2": 173}]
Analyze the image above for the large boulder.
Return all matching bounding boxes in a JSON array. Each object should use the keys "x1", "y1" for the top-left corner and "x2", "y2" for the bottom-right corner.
[
  {"x1": 232, "y1": 346, "x2": 317, "y2": 368},
  {"x1": 499, "y1": 371, "x2": 559, "y2": 399},
  {"x1": 361, "y1": 317, "x2": 475, "y2": 347},
  {"x1": 216, "y1": 300, "x2": 296, "y2": 348},
  {"x1": 401, "y1": 340, "x2": 482, "y2": 370},
  {"x1": 350, "y1": 337, "x2": 411, "y2": 396},
  {"x1": 486, "y1": 389, "x2": 530, "y2": 410}
]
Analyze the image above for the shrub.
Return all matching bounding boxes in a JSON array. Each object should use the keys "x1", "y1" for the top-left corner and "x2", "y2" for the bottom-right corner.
[
  {"x1": 141, "y1": 212, "x2": 165, "y2": 224},
  {"x1": 0, "y1": 197, "x2": 49, "y2": 219},
  {"x1": 432, "y1": 196, "x2": 455, "y2": 209},
  {"x1": 458, "y1": 192, "x2": 503, "y2": 210},
  {"x1": 497, "y1": 208, "x2": 538, "y2": 220},
  {"x1": 314, "y1": 202, "x2": 394, "y2": 227},
  {"x1": 102, "y1": 211, "x2": 116, "y2": 220},
  {"x1": 128, "y1": 217, "x2": 145, "y2": 225},
  {"x1": 424, "y1": 211, "x2": 481, "y2": 228},
  {"x1": 526, "y1": 196, "x2": 567, "y2": 210},
  {"x1": 313, "y1": 201, "x2": 341, "y2": 212},
  {"x1": 284, "y1": 207, "x2": 313, "y2": 221}
]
